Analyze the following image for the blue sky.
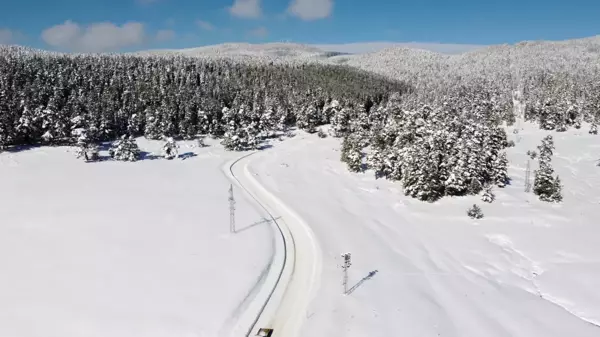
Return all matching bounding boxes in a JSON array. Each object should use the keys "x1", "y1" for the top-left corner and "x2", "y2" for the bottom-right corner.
[{"x1": 0, "y1": 0, "x2": 599, "y2": 53}]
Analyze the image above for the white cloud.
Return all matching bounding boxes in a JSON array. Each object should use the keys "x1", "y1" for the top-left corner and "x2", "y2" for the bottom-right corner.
[
  {"x1": 228, "y1": 0, "x2": 262, "y2": 19},
  {"x1": 41, "y1": 20, "x2": 146, "y2": 52},
  {"x1": 248, "y1": 27, "x2": 268, "y2": 38},
  {"x1": 156, "y1": 29, "x2": 175, "y2": 42},
  {"x1": 196, "y1": 20, "x2": 215, "y2": 31},
  {"x1": 287, "y1": 0, "x2": 333, "y2": 21},
  {"x1": 0, "y1": 28, "x2": 15, "y2": 44}
]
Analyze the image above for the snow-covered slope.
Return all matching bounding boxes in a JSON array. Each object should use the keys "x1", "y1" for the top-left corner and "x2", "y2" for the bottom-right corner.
[
  {"x1": 247, "y1": 124, "x2": 600, "y2": 337},
  {"x1": 135, "y1": 43, "x2": 342, "y2": 63},
  {"x1": 0, "y1": 139, "x2": 273, "y2": 337},
  {"x1": 326, "y1": 35, "x2": 600, "y2": 89}
]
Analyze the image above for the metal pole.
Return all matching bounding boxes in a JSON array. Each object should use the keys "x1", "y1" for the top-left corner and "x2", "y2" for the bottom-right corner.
[
  {"x1": 341, "y1": 252, "x2": 352, "y2": 294},
  {"x1": 229, "y1": 184, "x2": 236, "y2": 233},
  {"x1": 525, "y1": 160, "x2": 531, "y2": 192}
]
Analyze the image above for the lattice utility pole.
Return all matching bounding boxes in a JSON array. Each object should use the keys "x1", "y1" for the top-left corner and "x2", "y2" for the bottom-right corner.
[
  {"x1": 229, "y1": 184, "x2": 236, "y2": 233},
  {"x1": 341, "y1": 252, "x2": 352, "y2": 295},
  {"x1": 524, "y1": 160, "x2": 532, "y2": 193}
]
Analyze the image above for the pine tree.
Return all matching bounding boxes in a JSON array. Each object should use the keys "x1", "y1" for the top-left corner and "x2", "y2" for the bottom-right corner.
[
  {"x1": 75, "y1": 130, "x2": 99, "y2": 162},
  {"x1": 340, "y1": 136, "x2": 363, "y2": 172},
  {"x1": 550, "y1": 176, "x2": 563, "y2": 202},
  {"x1": 144, "y1": 110, "x2": 162, "y2": 140},
  {"x1": 590, "y1": 122, "x2": 598, "y2": 135},
  {"x1": 533, "y1": 135, "x2": 561, "y2": 202},
  {"x1": 162, "y1": 137, "x2": 179, "y2": 160},
  {"x1": 468, "y1": 178, "x2": 483, "y2": 195},
  {"x1": 197, "y1": 136, "x2": 207, "y2": 148},
  {"x1": 481, "y1": 186, "x2": 495, "y2": 203},
  {"x1": 493, "y1": 152, "x2": 510, "y2": 187},
  {"x1": 329, "y1": 107, "x2": 351, "y2": 137},
  {"x1": 109, "y1": 135, "x2": 141, "y2": 162},
  {"x1": 467, "y1": 204, "x2": 484, "y2": 219}
]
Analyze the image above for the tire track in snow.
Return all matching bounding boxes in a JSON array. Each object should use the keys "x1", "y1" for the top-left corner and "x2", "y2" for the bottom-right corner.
[
  {"x1": 486, "y1": 234, "x2": 600, "y2": 329},
  {"x1": 241, "y1": 154, "x2": 323, "y2": 337},
  {"x1": 221, "y1": 150, "x2": 322, "y2": 337},
  {"x1": 219, "y1": 152, "x2": 288, "y2": 337}
]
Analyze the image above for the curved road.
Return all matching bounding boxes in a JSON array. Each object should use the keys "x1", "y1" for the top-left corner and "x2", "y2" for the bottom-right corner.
[{"x1": 223, "y1": 152, "x2": 323, "y2": 337}]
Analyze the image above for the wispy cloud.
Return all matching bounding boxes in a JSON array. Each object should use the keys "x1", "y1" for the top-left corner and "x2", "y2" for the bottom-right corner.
[
  {"x1": 228, "y1": 0, "x2": 262, "y2": 19},
  {"x1": 0, "y1": 28, "x2": 15, "y2": 44},
  {"x1": 41, "y1": 20, "x2": 147, "y2": 52},
  {"x1": 196, "y1": 20, "x2": 215, "y2": 31},
  {"x1": 155, "y1": 29, "x2": 176, "y2": 42},
  {"x1": 248, "y1": 26, "x2": 268, "y2": 38},
  {"x1": 287, "y1": 0, "x2": 334, "y2": 21}
]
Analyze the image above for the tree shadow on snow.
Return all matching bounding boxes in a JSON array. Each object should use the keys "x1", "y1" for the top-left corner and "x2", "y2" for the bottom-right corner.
[
  {"x1": 346, "y1": 270, "x2": 379, "y2": 295},
  {"x1": 139, "y1": 151, "x2": 162, "y2": 160},
  {"x1": 257, "y1": 144, "x2": 273, "y2": 151},
  {"x1": 97, "y1": 142, "x2": 114, "y2": 152},
  {"x1": 4, "y1": 144, "x2": 43, "y2": 153},
  {"x1": 179, "y1": 152, "x2": 197, "y2": 160}
]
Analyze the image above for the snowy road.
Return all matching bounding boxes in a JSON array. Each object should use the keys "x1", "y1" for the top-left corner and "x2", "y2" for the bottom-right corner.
[{"x1": 225, "y1": 152, "x2": 323, "y2": 337}]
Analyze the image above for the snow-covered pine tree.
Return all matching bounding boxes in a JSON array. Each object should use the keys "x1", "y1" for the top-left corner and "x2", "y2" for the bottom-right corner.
[
  {"x1": 527, "y1": 150, "x2": 538, "y2": 160},
  {"x1": 492, "y1": 152, "x2": 510, "y2": 187},
  {"x1": 481, "y1": 186, "x2": 495, "y2": 203},
  {"x1": 590, "y1": 122, "x2": 598, "y2": 135},
  {"x1": 322, "y1": 99, "x2": 340, "y2": 125},
  {"x1": 163, "y1": 137, "x2": 179, "y2": 160},
  {"x1": 244, "y1": 121, "x2": 260, "y2": 150},
  {"x1": 467, "y1": 177, "x2": 484, "y2": 195},
  {"x1": 144, "y1": 109, "x2": 162, "y2": 140},
  {"x1": 109, "y1": 135, "x2": 140, "y2": 162},
  {"x1": 533, "y1": 161, "x2": 558, "y2": 201},
  {"x1": 75, "y1": 130, "x2": 99, "y2": 162},
  {"x1": 340, "y1": 135, "x2": 363, "y2": 172},
  {"x1": 197, "y1": 136, "x2": 207, "y2": 148},
  {"x1": 401, "y1": 141, "x2": 445, "y2": 202},
  {"x1": 329, "y1": 107, "x2": 351, "y2": 137},
  {"x1": 551, "y1": 176, "x2": 563, "y2": 202},
  {"x1": 533, "y1": 135, "x2": 561, "y2": 202},
  {"x1": 15, "y1": 105, "x2": 40, "y2": 144},
  {"x1": 467, "y1": 204, "x2": 484, "y2": 219}
]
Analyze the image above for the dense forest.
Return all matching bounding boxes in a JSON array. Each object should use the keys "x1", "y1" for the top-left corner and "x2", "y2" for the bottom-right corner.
[
  {"x1": 1, "y1": 43, "x2": 595, "y2": 202},
  {"x1": 0, "y1": 46, "x2": 408, "y2": 148}
]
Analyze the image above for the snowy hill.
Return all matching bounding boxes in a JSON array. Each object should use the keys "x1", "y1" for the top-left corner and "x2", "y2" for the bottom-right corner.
[
  {"x1": 2, "y1": 34, "x2": 600, "y2": 337},
  {"x1": 326, "y1": 35, "x2": 600, "y2": 90},
  {"x1": 135, "y1": 42, "x2": 347, "y2": 63},
  {"x1": 248, "y1": 125, "x2": 600, "y2": 337}
]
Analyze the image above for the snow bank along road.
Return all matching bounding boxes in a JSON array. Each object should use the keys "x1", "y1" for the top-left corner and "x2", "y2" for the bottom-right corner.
[{"x1": 224, "y1": 152, "x2": 323, "y2": 337}]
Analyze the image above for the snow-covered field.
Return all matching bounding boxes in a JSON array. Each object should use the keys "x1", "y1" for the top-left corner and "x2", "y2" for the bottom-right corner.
[
  {"x1": 3, "y1": 37, "x2": 600, "y2": 337},
  {"x1": 2, "y1": 124, "x2": 599, "y2": 337},
  {"x1": 0, "y1": 139, "x2": 272, "y2": 337},
  {"x1": 247, "y1": 124, "x2": 600, "y2": 337}
]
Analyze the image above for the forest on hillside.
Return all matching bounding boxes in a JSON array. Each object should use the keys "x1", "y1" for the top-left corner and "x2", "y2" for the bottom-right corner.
[{"x1": 0, "y1": 44, "x2": 597, "y2": 203}]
